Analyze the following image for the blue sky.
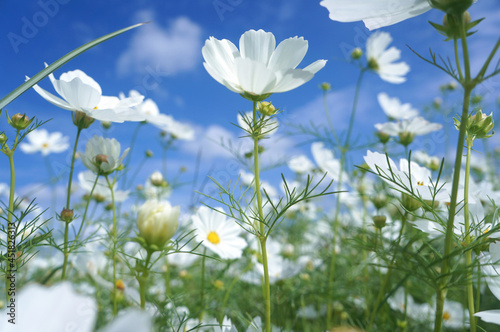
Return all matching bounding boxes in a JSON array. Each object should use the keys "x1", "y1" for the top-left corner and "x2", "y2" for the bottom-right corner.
[{"x1": 1, "y1": 0, "x2": 500, "y2": 212}]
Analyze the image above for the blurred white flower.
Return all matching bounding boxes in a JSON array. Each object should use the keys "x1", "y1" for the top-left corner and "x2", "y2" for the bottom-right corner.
[
  {"x1": 19, "y1": 129, "x2": 69, "y2": 156},
  {"x1": 30, "y1": 68, "x2": 145, "y2": 123},
  {"x1": 192, "y1": 206, "x2": 247, "y2": 260},
  {"x1": 320, "y1": 0, "x2": 432, "y2": 30},
  {"x1": 202, "y1": 29, "x2": 326, "y2": 98},
  {"x1": 288, "y1": 155, "x2": 315, "y2": 174},
  {"x1": 378, "y1": 92, "x2": 419, "y2": 120},
  {"x1": 311, "y1": 142, "x2": 346, "y2": 183},
  {"x1": 366, "y1": 32, "x2": 410, "y2": 84},
  {"x1": 375, "y1": 116, "x2": 442, "y2": 137},
  {"x1": 81, "y1": 135, "x2": 129, "y2": 175},
  {"x1": 158, "y1": 115, "x2": 195, "y2": 141}
]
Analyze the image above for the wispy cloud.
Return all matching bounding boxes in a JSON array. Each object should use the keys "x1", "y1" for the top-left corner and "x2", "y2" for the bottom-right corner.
[{"x1": 117, "y1": 12, "x2": 202, "y2": 77}]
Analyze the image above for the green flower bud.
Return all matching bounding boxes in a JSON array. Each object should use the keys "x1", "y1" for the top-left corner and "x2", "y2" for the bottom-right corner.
[
  {"x1": 101, "y1": 121, "x2": 112, "y2": 129},
  {"x1": 398, "y1": 131, "x2": 415, "y2": 147},
  {"x1": 401, "y1": 193, "x2": 423, "y2": 212},
  {"x1": 73, "y1": 111, "x2": 95, "y2": 129},
  {"x1": 8, "y1": 113, "x2": 33, "y2": 130},
  {"x1": 145, "y1": 150, "x2": 154, "y2": 158},
  {"x1": 373, "y1": 215, "x2": 387, "y2": 229},
  {"x1": 0, "y1": 133, "x2": 7, "y2": 145},
  {"x1": 59, "y1": 208, "x2": 74, "y2": 223},
  {"x1": 257, "y1": 101, "x2": 277, "y2": 116},
  {"x1": 320, "y1": 82, "x2": 331, "y2": 91},
  {"x1": 137, "y1": 200, "x2": 179, "y2": 251},
  {"x1": 471, "y1": 94, "x2": 483, "y2": 105},
  {"x1": 372, "y1": 194, "x2": 388, "y2": 210},
  {"x1": 375, "y1": 131, "x2": 390, "y2": 144},
  {"x1": 430, "y1": 0, "x2": 473, "y2": 14},
  {"x1": 468, "y1": 110, "x2": 494, "y2": 140},
  {"x1": 351, "y1": 47, "x2": 363, "y2": 60}
]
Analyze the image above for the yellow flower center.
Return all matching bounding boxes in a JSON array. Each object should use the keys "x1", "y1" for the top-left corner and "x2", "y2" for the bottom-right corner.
[
  {"x1": 42, "y1": 143, "x2": 49, "y2": 148},
  {"x1": 115, "y1": 279, "x2": 125, "y2": 291},
  {"x1": 443, "y1": 311, "x2": 451, "y2": 320},
  {"x1": 417, "y1": 181, "x2": 424, "y2": 186},
  {"x1": 93, "y1": 106, "x2": 98, "y2": 110},
  {"x1": 207, "y1": 231, "x2": 220, "y2": 244}
]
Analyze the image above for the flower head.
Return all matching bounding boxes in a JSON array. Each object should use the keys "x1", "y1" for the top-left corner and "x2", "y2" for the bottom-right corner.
[
  {"x1": 192, "y1": 206, "x2": 247, "y2": 260},
  {"x1": 366, "y1": 32, "x2": 410, "y2": 84},
  {"x1": 19, "y1": 129, "x2": 69, "y2": 156},
  {"x1": 81, "y1": 136, "x2": 129, "y2": 175},
  {"x1": 137, "y1": 200, "x2": 180, "y2": 250},
  {"x1": 378, "y1": 93, "x2": 419, "y2": 120},
  {"x1": 202, "y1": 29, "x2": 326, "y2": 100},
  {"x1": 30, "y1": 68, "x2": 145, "y2": 123},
  {"x1": 375, "y1": 116, "x2": 442, "y2": 146}
]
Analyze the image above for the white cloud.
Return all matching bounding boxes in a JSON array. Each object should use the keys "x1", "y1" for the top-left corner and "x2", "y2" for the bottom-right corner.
[{"x1": 117, "y1": 15, "x2": 202, "y2": 76}]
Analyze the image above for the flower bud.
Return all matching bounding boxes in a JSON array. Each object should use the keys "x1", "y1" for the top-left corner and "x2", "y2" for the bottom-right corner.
[
  {"x1": 372, "y1": 215, "x2": 387, "y2": 229},
  {"x1": 471, "y1": 94, "x2": 483, "y2": 105},
  {"x1": 351, "y1": 47, "x2": 363, "y2": 60},
  {"x1": 59, "y1": 208, "x2": 74, "y2": 223},
  {"x1": 145, "y1": 150, "x2": 154, "y2": 158},
  {"x1": 398, "y1": 131, "x2": 415, "y2": 147},
  {"x1": 257, "y1": 101, "x2": 276, "y2": 116},
  {"x1": 137, "y1": 200, "x2": 180, "y2": 250},
  {"x1": 0, "y1": 133, "x2": 7, "y2": 144},
  {"x1": 213, "y1": 279, "x2": 224, "y2": 290},
  {"x1": 375, "y1": 131, "x2": 390, "y2": 144},
  {"x1": 468, "y1": 110, "x2": 494, "y2": 140},
  {"x1": 72, "y1": 111, "x2": 95, "y2": 129},
  {"x1": 9, "y1": 113, "x2": 33, "y2": 130},
  {"x1": 401, "y1": 193, "x2": 423, "y2": 212},
  {"x1": 431, "y1": 0, "x2": 473, "y2": 14},
  {"x1": 101, "y1": 121, "x2": 112, "y2": 129},
  {"x1": 320, "y1": 82, "x2": 331, "y2": 91},
  {"x1": 150, "y1": 171, "x2": 167, "y2": 187},
  {"x1": 372, "y1": 194, "x2": 388, "y2": 210}
]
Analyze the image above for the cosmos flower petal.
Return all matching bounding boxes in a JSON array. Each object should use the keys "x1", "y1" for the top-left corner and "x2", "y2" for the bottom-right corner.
[{"x1": 239, "y1": 29, "x2": 276, "y2": 65}]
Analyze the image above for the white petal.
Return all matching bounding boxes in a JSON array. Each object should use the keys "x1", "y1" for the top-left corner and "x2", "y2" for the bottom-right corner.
[
  {"x1": 239, "y1": 29, "x2": 276, "y2": 65},
  {"x1": 268, "y1": 37, "x2": 308, "y2": 71},
  {"x1": 272, "y1": 68, "x2": 314, "y2": 93},
  {"x1": 102, "y1": 309, "x2": 152, "y2": 332},
  {"x1": 202, "y1": 37, "x2": 240, "y2": 86},
  {"x1": 303, "y1": 59, "x2": 327, "y2": 74},
  {"x1": 31, "y1": 82, "x2": 74, "y2": 111},
  {"x1": 235, "y1": 57, "x2": 277, "y2": 96},
  {"x1": 475, "y1": 310, "x2": 500, "y2": 325},
  {"x1": 56, "y1": 76, "x2": 101, "y2": 110}
]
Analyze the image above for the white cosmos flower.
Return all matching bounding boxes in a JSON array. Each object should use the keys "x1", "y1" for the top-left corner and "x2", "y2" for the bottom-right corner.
[
  {"x1": 157, "y1": 115, "x2": 195, "y2": 141},
  {"x1": 192, "y1": 206, "x2": 247, "y2": 260},
  {"x1": 30, "y1": 68, "x2": 145, "y2": 123},
  {"x1": 366, "y1": 32, "x2": 410, "y2": 84},
  {"x1": 320, "y1": 0, "x2": 432, "y2": 30},
  {"x1": 288, "y1": 155, "x2": 315, "y2": 174},
  {"x1": 81, "y1": 135, "x2": 129, "y2": 175},
  {"x1": 375, "y1": 116, "x2": 442, "y2": 137},
  {"x1": 311, "y1": 142, "x2": 346, "y2": 183},
  {"x1": 19, "y1": 128, "x2": 69, "y2": 156},
  {"x1": 378, "y1": 92, "x2": 419, "y2": 120},
  {"x1": 202, "y1": 29, "x2": 326, "y2": 98}
]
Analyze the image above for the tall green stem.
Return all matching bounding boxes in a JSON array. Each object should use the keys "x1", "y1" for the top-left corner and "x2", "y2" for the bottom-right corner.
[
  {"x1": 434, "y1": 16, "x2": 473, "y2": 332},
  {"x1": 61, "y1": 127, "x2": 83, "y2": 280},
  {"x1": 106, "y1": 175, "x2": 118, "y2": 316},
  {"x1": 199, "y1": 248, "x2": 207, "y2": 320},
  {"x1": 326, "y1": 69, "x2": 365, "y2": 329},
  {"x1": 139, "y1": 250, "x2": 152, "y2": 310},
  {"x1": 252, "y1": 100, "x2": 271, "y2": 332},
  {"x1": 464, "y1": 137, "x2": 476, "y2": 332}
]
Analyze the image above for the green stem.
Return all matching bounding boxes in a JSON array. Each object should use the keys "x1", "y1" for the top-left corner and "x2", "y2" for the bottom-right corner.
[
  {"x1": 252, "y1": 100, "x2": 271, "y2": 332},
  {"x1": 326, "y1": 69, "x2": 365, "y2": 329},
  {"x1": 61, "y1": 127, "x2": 82, "y2": 280},
  {"x1": 105, "y1": 175, "x2": 118, "y2": 317},
  {"x1": 199, "y1": 248, "x2": 207, "y2": 320},
  {"x1": 367, "y1": 213, "x2": 407, "y2": 331},
  {"x1": 454, "y1": 38, "x2": 464, "y2": 81},
  {"x1": 139, "y1": 250, "x2": 152, "y2": 310},
  {"x1": 464, "y1": 138, "x2": 476, "y2": 332},
  {"x1": 434, "y1": 16, "x2": 474, "y2": 332},
  {"x1": 4, "y1": 138, "x2": 17, "y2": 303}
]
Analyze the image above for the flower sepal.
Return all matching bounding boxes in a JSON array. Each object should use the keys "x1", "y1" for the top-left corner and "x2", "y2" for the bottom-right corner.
[
  {"x1": 240, "y1": 92, "x2": 272, "y2": 102},
  {"x1": 430, "y1": 0, "x2": 474, "y2": 15},
  {"x1": 429, "y1": 11, "x2": 482, "y2": 41}
]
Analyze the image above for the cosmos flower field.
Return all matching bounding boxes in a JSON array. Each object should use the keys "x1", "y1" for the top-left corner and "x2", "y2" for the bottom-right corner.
[{"x1": 1, "y1": 1, "x2": 500, "y2": 331}]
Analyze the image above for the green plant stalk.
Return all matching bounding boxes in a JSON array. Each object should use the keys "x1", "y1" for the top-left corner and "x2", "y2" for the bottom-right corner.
[
  {"x1": 252, "y1": 101, "x2": 271, "y2": 332},
  {"x1": 61, "y1": 127, "x2": 83, "y2": 280},
  {"x1": 326, "y1": 69, "x2": 365, "y2": 329},
  {"x1": 434, "y1": 16, "x2": 473, "y2": 332},
  {"x1": 464, "y1": 137, "x2": 476, "y2": 332},
  {"x1": 199, "y1": 248, "x2": 207, "y2": 320},
  {"x1": 139, "y1": 250, "x2": 152, "y2": 310},
  {"x1": 4, "y1": 130, "x2": 19, "y2": 303},
  {"x1": 367, "y1": 213, "x2": 407, "y2": 331},
  {"x1": 106, "y1": 175, "x2": 118, "y2": 317}
]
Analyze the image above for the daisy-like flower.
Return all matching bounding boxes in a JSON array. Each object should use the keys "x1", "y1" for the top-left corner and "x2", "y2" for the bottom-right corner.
[
  {"x1": 19, "y1": 129, "x2": 69, "y2": 156},
  {"x1": 158, "y1": 115, "x2": 195, "y2": 141},
  {"x1": 288, "y1": 155, "x2": 315, "y2": 174},
  {"x1": 378, "y1": 92, "x2": 419, "y2": 120},
  {"x1": 80, "y1": 135, "x2": 129, "y2": 175},
  {"x1": 192, "y1": 206, "x2": 247, "y2": 260},
  {"x1": 320, "y1": 0, "x2": 433, "y2": 30},
  {"x1": 202, "y1": 29, "x2": 326, "y2": 100},
  {"x1": 30, "y1": 68, "x2": 146, "y2": 123},
  {"x1": 375, "y1": 116, "x2": 442, "y2": 145},
  {"x1": 366, "y1": 32, "x2": 410, "y2": 84}
]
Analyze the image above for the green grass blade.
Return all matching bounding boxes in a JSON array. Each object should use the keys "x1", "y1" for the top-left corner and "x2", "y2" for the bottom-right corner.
[{"x1": 0, "y1": 22, "x2": 147, "y2": 110}]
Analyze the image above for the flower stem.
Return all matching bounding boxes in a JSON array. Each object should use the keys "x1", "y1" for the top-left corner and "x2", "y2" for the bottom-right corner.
[
  {"x1": 139, "y1": 250, "x2": 152, "y2": 310},
  {"x1": 106, "y1": 175, "x2": 118, "y2": 317},
  {"x1": 326, "y1": 69, "x2": 365, "y2": 329},
  {"x1": 464, "y1": 137, "x2": 476, "y2": 332},
  {"x1": 434, "y1": 15, "x2": 473, "y2": 332},
  {"x1": 252, "y1": 100, "x2": 271, "y2": 332},
  {"x1": 199, "y1": 248, "x2": 207, "y2": 320},
  {"x1": 61, "y1": 127, "x2": 83, "y2": 280}
]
